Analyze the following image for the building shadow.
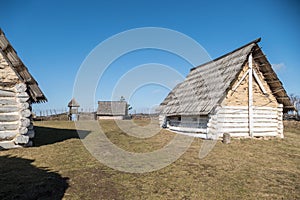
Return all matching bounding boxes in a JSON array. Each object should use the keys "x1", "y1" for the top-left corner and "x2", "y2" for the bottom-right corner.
[
  {"x1": 34, "y1": 126, "x2": 90, "y2": 147},
  {"x1": 0, "y1": 155, "x2": 68, "y2": 200}
]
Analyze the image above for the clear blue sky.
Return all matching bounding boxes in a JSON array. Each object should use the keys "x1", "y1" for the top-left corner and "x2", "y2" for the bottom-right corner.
[{"x1": 1, "y1": 0, "x2": 299, "y2": 113}]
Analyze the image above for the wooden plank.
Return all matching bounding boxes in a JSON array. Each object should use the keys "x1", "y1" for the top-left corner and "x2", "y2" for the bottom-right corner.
[
  {"x1": 253, "y1": 69, "x2": 267, "y2": 94},
  {"x1": 272, "y1": 88, "x2": 284, "y2": 94},
  {"x1": 227, "y1": 133, "x2": 249, "y2": 137},
  {"x1": 221, "y1": 106, "x2": 278, "y2": 111},
  {"x1": 0, "y1": 106, "x2": 19, "y2": 113},
  {"x1": 217, "y1": 113, "x2": 278, "y2": 119},
  {"x1": 218, "y1": 127, "x2": 278, "y2": 133},
  {"x1": 18, "y1": 96, "x2": 29, "y2": 103},
  {"x1": 0, "y1": 98, "x2": 17, "y2": 106},
  {"x1": 169, "y1": 126, "x2": 207, "y2": 133},
  {"x1": 253, "y1": 132, "x2": 278, "y2": 137},
  {"x1": 218, "y1": 118, "x2": 278, "y2": 123},
  {"x1": 0, "y1": 115, "x2": 19, "y2": 122},
  {"x1": 232, "y1": 69, "x2": 249, "y2": 92},
  {"x1": 0, "y1": 123, "x2": 19, "y2": 131},
  {"x1": 0, "y1": 131, "x2": 18, "y2": 140},
  {"x1": 218, "y1": 109, "x2": 277, "y2": 115},
  {"x1": 219, "y1": 122, "x2": 278, "y2": 128},
  {"x1": 17, "y1": 92, "x2": 29, "y2": 98},
  {"x1": 0, "y1": 90, "x2": 15, "y2": 97}
]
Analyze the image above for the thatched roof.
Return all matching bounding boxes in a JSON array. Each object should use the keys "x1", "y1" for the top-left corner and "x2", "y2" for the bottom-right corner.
[
  {"x1": 0, "y1": 29, "x2": 47, "y2": 103},
  {"x1": 97, "y1": 101, "x2": 127, "y2": 116},
  {"x1": 68, "y1": 98, "x2": 80, "y2": 107},
  {"x1": 160, "y1": 38, "x2": 294, "y2": 115}
]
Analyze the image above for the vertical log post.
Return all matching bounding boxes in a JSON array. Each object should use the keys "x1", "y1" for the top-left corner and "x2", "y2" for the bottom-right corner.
[
  {"x1": 277, "y1": 104, "x2": 284, "y2": 138},
  {"x1": 248, "y1": 53, "x2": 254, "y2": 138}
]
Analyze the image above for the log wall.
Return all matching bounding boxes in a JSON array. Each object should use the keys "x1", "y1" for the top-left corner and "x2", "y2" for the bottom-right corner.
[
  {"x1": 207, "y1": 105, "x2": 283, "y2": 138},
  {"x1": 0, "y1": 84, "x2": 33, "y2": 148},
  {"x1": 0, "y1": 53, "x2": 33, "y2": 149}
]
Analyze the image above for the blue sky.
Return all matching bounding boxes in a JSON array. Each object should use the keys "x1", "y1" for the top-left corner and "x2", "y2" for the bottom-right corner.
[{"x1": 1, "y1": 0, "x2": 299, "y2": 113}]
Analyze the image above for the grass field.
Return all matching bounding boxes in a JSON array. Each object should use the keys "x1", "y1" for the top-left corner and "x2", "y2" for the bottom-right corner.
[{"x1": 0, "y1": 120, "x2": 299, "y2": 200}]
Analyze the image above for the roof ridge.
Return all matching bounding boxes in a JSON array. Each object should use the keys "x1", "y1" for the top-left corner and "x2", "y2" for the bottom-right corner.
[{"x1": 190, "y1": 38, "x2": 261, "y2": 71}]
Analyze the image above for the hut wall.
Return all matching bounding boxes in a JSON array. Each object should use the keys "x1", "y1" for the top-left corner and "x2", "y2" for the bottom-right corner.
[
  {"x1": 163, "y1": 115, "x2": 209, "y2": 134},
  {"x1": 207, "y1": 63, "x2": 283, "y2": 138},
  {"x1": 158, "y1": 115, "x2": 166, "y2": 127},
  {"x1": 223, "y1": 63, "x2": 278, "y2": 107},
  {"x1": 207, "y1": 105, "x2": 283, "y2": 138},
  {"x1": 181, "y1": 115, "x2": 208, "y2": 129},
  {"x1": 0, "y1": 54, "x2": 33, "y2": 149}
]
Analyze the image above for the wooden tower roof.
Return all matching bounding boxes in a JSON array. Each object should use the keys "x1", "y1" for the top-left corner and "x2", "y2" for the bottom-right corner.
[{"x1": 68, "y1": 98, "x2": 80, "y2": 107}]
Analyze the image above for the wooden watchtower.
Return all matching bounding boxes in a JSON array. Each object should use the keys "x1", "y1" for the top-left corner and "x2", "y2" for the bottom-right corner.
[{"x1": 68, "y1": 98, "x2": 80, "y2": 121}]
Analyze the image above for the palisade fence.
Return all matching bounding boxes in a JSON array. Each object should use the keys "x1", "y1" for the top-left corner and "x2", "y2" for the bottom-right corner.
[{"x1": 32, "y1": 108, "x2": 96, "y2": 117}]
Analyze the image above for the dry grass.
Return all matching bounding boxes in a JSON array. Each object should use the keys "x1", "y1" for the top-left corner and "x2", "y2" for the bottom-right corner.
[{"x1": 0, "y1": 120, "x2": 299, "y2": 200}]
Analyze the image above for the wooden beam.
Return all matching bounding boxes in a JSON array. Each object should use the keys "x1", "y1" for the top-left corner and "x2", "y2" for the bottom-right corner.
[
  {"x1": 248, "y1": 53, "x2": 254, "y2": 138},
  {"x1": 263, "y1": 72, "x2": 274, "y2": 76},
  {"x1": 268, "y1": 80, "x2": 281, "y2": 84},
  {"x1": 232, "y1": 69, "x2": 249, "y2": 92},
  {"x1": 277, "y1": 97, "x2": 290, "y2": 100},
  {"x1": 284, "y1": 106, "x2": 296, "y2": 108},
  {"x1": 253, "y1": 54, "x2": 267, "y2": 60},
  {"x1": 272, "y1": 88, "x2": 284, "y2": 94},
  {"x1": 258, "y1": 63, "x2": 267, "y2": 66},
  {"x1": 252, "y1": 70, "x2": 267, "y2": 94}
]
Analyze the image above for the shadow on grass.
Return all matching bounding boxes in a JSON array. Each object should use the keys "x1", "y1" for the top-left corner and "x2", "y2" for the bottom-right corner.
[
  {"x1": 0, "y1": 155, "x2": 68, "y2": 200},
  {"x1": 34, "y1": 126, "x2": 90, "y2": 147}
]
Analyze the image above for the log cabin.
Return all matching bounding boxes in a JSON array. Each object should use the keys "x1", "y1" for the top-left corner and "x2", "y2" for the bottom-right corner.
[
  {"x1": 0, "y1": 29, "x2": 46, "y2": 149},
  {"x1": 159, "y1": 38, "x2": 295, "y2": 139}
]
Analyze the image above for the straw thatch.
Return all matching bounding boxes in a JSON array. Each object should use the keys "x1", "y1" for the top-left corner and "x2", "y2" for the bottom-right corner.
[
  {"x1": 68, "y1": 98, "x2": 80, "y2": 107},
  {"x1": 160, "y1": 38, "x2": 294, "y2": 116},
  {"x1": 0, "y1": 29, "x2": 46, "y2": 103}
]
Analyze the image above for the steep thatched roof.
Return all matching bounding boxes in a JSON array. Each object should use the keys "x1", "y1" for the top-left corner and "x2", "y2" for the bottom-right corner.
[
  {"x1": 160, "y1": 38, "x2": 294, "y2": 115},
  {"x1": 97, "y1": 101, "x2": 127, "y2": 116},
  {"x1": 0, "y1": 29, "x2": 47, "y2": 103},
  {"x1": 68, "y1": 98, "x2": 80, "y2": 107},
  {"x1": 251, "y1": 45, "x2": 294, "y2": 113}
]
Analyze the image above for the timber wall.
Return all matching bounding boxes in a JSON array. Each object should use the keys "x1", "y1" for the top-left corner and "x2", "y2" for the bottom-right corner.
[
  {"x1": 0, "y1": 53, "x2": 33, "y2": 149},
  {"x1": 208, "y1": 62, "x2": 283, "y2": 138},
  {"x1": 207, "y1": 105, "x2": 283, "y2": 138}
]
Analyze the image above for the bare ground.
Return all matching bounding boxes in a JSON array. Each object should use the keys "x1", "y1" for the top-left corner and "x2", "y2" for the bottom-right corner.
[{"x1": 0, "y1": 120, "x2": 299, "y2": 200}]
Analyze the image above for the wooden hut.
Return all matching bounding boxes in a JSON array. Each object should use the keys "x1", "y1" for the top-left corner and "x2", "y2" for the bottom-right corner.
[
  {"x1": 97, "y1": 101, "x2": 128, "y2": 120},
  {"x1": 159, "y1": 38, "x2": 294, "y2": 139},
  {"x1": 0, "y1": 29, "x2": 46, "y2": 149}
]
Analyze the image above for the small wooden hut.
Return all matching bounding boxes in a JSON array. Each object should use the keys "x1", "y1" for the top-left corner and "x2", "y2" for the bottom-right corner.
[
  {"x1": 97, "y1": 101, "x2": 128, "y2": 120},
  {"x1": 159, "y1": 38, "x2": 294, "y2": 139},
  {"x1": 0, "y1": 29, "x2": 46, "y2": 149}
]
